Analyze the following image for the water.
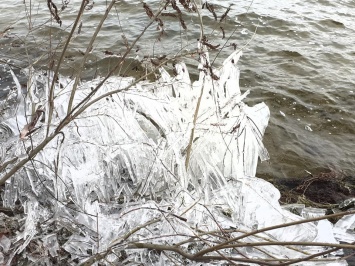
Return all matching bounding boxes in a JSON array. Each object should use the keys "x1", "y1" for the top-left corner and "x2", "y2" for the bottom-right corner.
[{"x1": 0, "y1": 0, "x2": 354, "y2": 180}]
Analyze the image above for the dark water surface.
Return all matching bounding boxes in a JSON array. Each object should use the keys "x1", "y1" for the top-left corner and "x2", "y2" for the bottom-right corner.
[{"x1": 0, "y1": 0, "x2": 354, "y2": 180}]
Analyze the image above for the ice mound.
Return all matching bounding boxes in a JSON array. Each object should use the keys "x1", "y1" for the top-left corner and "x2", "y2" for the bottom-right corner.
[{"x1": 0, "y1": 46, "x2": 353, "y2": 265}]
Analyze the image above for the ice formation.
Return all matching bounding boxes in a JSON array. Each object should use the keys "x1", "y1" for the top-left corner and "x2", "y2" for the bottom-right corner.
[{"x1": 0, "y1": 46, "x2": 354, "y2": 265}]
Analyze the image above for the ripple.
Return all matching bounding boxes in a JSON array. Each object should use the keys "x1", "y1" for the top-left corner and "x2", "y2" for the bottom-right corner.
[
  {"x1": 1, "y1": 0, "x2": 354, "y2": 180},
  {"x1": 267, "y1": 50, "x2": 303, "y2": 58},
  {"x1": 318, "y1": 19, "x2": 345, "y2": 28}
]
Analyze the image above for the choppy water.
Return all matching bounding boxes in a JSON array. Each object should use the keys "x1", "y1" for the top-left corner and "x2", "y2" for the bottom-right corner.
[{"x1": 0, "y1": 0, "x2": 354, "y2": 180}]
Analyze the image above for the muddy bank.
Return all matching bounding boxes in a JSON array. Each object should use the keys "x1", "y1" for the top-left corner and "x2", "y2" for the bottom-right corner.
[{"x1": 274, "y1": 170, "x2": 355, "y2": 210}]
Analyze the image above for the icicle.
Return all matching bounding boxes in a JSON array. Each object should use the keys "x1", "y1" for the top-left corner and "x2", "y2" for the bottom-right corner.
[{"x1": 2, "y1": 45, "x2": 351, "y2": 266}]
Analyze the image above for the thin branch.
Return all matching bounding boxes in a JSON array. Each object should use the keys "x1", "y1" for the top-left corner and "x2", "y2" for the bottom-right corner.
[
  {"x1": 185, "y1": 61, "x2": 205, "y2": 170},
  {"x1": 193, "y1": 209, "x2": 355, "y2": 258},
  {"x1": 46, "y1": 0, "x2": 87, "y2": 137},
  {"x1": 0, "y1": 0, "x2": 172, "y2": 185},
  {"x1": 126, "y1": 242, "x2": 279, "y2": 266},
  {"x1": 67, "y1": 0, "x2": 116, "y2": 113}
]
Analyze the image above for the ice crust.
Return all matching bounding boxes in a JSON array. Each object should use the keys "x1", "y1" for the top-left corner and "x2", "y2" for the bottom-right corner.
[{"x1": 0, "y1": 48, "x2": 353, "y2": 265}]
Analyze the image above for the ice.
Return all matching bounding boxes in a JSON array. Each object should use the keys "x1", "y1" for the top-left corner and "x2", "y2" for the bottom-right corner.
[
  {"x1": 211, "y1": 177, "x2": 317, "y2": 242},
  {"x1": 42, "y1": 234, "x2": 60, "y2": 257},
  {"x1": 334, "y1": 214, "x2": 355, "y2": 243},
  {"x1": 336, "y1": 215, "x2": 355, "y2": 230},
  {"x1": 0, "y1": 235, "x2": 11, "y2": 253},
  {"x1": 0, "y1": 45, "x2": 353, "y2": 265},
  {"x1": 302, "y1": 207, "x2": 327, "y2": 219},
  {"x1": 314, "y1": 220, "x2": 338, "y2": 243}
]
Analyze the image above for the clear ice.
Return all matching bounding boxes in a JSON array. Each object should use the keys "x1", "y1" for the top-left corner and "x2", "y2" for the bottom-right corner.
[{"x1": 0, "y1": 46, "x2": 353, "y2": 265}]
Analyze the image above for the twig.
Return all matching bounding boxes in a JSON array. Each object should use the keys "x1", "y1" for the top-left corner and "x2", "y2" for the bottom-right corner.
[
  {"x1": 193, "y1": 209, "x2": 355, "y2": 258},
  {"x1": 46, "y1": 0, "x2": 87, "y2": 137},
  {"x1": 184, "y1": 74, "x2": 205, "y2": 170},
  {"x1": 67, "y1": 0, "x2": 116, "y2": 113}
]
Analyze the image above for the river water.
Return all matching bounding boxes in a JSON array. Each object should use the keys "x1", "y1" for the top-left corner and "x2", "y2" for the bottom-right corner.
[{"x1": 0, "y1": 0, "x2": 354, "y2": 180}]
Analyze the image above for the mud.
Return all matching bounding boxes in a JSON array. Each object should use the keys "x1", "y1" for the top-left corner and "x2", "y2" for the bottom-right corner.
[{"x1": 275, "y1": 170, "x2": 355, "y2": 207}]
